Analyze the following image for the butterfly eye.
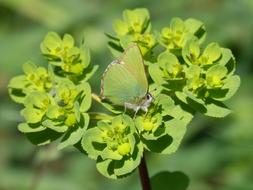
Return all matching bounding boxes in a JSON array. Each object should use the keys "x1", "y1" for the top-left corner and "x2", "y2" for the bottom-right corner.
[{"x1": 146, "y1": 93, "x2": 152, "y2": 100}]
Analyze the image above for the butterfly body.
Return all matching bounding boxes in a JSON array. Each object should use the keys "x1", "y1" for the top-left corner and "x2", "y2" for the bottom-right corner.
[
  {"x1": 124, "y1": 92, "x2": 153, "y2": 113},
  {"x1": 101, "y1": 44, "x2": 152, "y2": 114}
]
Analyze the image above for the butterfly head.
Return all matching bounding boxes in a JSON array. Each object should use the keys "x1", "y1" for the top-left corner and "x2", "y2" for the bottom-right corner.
[
  {"x1": 140, "y1": 92, "x2": 153, "y2": 111},
  {"x1": 146, "y1": 92, "x2": 153, "y2": 103}
]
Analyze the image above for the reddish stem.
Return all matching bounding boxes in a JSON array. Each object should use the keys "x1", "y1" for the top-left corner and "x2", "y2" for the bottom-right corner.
[{"x1": 138, "y1": 155, "x2": 152, "y2": 190}]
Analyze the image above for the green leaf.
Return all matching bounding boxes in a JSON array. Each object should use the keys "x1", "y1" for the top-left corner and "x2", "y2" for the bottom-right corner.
[
  {"x1": 18, "y1": 123, "x2": 46, "y2": 133},
  {"x1": 58, "y1": 113, "x2": 89, "y2": 150},
  {"x1": 182, "y1": 37, "x2": 200, "y2": 65},
  {"x1": 170, "y1": 17, "x2": 184, "y2": 31},
  {"x1": 79, "y1": 82, "x2": 92, "y2": 112},
  {"x1": 113, "y1": 19, "x2": 129, "y2": 36},
  {"x1": 219, "y1": 48, "x2": 236, "y2": 75},
  {"x1": 185, "y1": 18, "x2": 206, "y2": 43},
  {"x1": 22, "y1": 61, "x2": 37, "y2": 75},
  {"x1": 206, "y1": 64, "x2": 228, "y2": 78},
  {"x1": 123, "y1": 8, "x2": 150, "y2": 33},
  {"x1": 148, "y1": 64, "x2": 165, "y2": 85},
  {"x1": 203, "y1": 100, "x2": 232, "y2": 118},
  {"x1": 21, "y1": 107, "x2": 44, "y2": 124},
  {"x1": 96, "y1": 158, "x2": 115, "y2": 178},
  {"x1": 161, "y1": 118, "x2": 187, "y2": 154},
  {"x1": 151, "y1": 171, "x2": 189, "y2": 190},
  {"x1": 81, "y1": 127, "x2": 105, "y2": 159},
  {"x1": 8, "y1": 75, "x2": 27, "y2": 104},
  {"x1": 157, "y1": 51, "x2": 181, "y2": 75},
  {"x1": 221, "y1": 75, "x2": 240, "y2": 100},
  {"x1": 24, "y1": 91, "x2": 50, "y2": 108},
  {"x1": 96, "y1": 137, "x2": 143, "y2": 179},
  {"x1": 8, "y1": 75, "x2": 27, "y2": 89},
  {"x1": 42, "y1": 120, "x2": 68, "y2": 133},
  {"x1": 26, "y1": 128, "x2": 62, "y2": 146},
  {"x1": 119, "y1": 35, "x2": 134, "y2": 49},
  {"x1": 185, "y1": 65, "x2": 201, "y2": 79},
  {"x1": 99, "y1": 99, "x2": 123, "y2": 114},
  {"x1": 82, "y1": 65, "x2": 99, "y2": 82},
  {"x1": 62, "y1": 34, "x2": 74, "y2": 48},
  {"x1": 189, "y1": 39, "x2": 200, "y2": 58},
  {"x1": 209, "y1": 75, "x2": 240, "y2": 101},
  {"x1": 158, "y1": 94, "x2": 194, "y2": 125},
  {"x1": 46, "y1": 105, "x2": 61, "y2": 119},
  {"x1": 107, "y1": 41, "x2": 124, "y2": 58},
  {"x1": 202, "y1": 42, "x2": 221, "y2": 63},
  {"x1": 41, "y1": 32, "x2": 61, "y2": 53},
  {"x1": 141, "y1": 135, "x2": 172, "y2": 153},
  {"x1": 176, "y1": 89, "x2": 232, "y2": 118},
  {"x1": 206, "y1": 65, "x2": 228, "y2": 88},
  {"x1": 80, "y1": 40, "x2": 91, "y2": 68}
]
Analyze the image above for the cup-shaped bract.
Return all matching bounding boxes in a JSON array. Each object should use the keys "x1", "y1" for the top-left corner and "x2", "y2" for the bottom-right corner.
[
  {"x1": 108, "y1": 8, "x2": 156, "y2": 56},
  {"x1": 8, "y1": 62, "x2": 52, "y2": 104},
  {"x1": 114, "y1": 8, "x2": 151, "y2": 36},
  {"x1": 134, "y1": 93, "x2": 191, "y2": 154},
  {"x1": 41, "y1": 32, "x2": 90, "y2": 78},
  {"x1": 82, "y1": 114, "x2": 143, "y2": 179},
  {"x1": 17, "y1": 78, "x2": 91, "y2": 148},
  {"x1": 159, "y1": 17, "x2": 206, "y2": 51}
]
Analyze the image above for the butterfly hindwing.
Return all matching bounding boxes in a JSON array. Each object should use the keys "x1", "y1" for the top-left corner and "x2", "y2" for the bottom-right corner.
[
  {"x1": 120, "y1": 45, "x2": 148, "y2": 94},
  {"x1": 101, "y1": 44, "x2": 148, "y2": 105},
  {"x1": 102, "y1": 62, "x2": 141, "y2": 105}
]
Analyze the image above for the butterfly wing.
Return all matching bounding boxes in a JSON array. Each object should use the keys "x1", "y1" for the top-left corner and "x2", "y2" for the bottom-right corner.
[
  {"x1": 101, "y1": 45, "x2": 148, "y2": 105},
  {"x1": 120, "y1": 44, "x2": 148, "y2": 93}
]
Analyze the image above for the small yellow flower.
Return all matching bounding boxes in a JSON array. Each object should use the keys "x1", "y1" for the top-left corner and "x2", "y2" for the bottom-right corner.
[
  {"x1": 65, "y1": 113, "x2": 76, "y2": 126},
  {"x1": 117, "y1": 143, "x2": 131, "y2": 156},
  {"x1": 143, "y1": 120, "x2": 154, "y2": 131}
]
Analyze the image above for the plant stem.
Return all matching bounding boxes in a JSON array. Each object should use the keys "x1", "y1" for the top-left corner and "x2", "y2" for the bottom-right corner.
[
  {"x1": 91, "y1": 93, "x2": 102, "y2": 103},
  {"x1": 30, "y1": 162, "x2": 45, "y2": 190},
  {"x1": 89, "y1": 112, "x2": 113, "y2": 121},
  {"x1": 138, "y1": 154, "x2": 152, "y2": 190}
]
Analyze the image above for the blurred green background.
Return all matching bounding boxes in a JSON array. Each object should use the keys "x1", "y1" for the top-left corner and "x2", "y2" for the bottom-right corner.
[{"x1": 0, "y1": 0, "x2": 253, "y2": 189}]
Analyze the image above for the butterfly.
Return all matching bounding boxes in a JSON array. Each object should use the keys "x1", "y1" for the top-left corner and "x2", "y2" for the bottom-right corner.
[{"x1": 100, "y1": 44, "x2": 152, "y2": 116}]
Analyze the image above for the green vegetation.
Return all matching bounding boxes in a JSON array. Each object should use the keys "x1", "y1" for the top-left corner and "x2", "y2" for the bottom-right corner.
[{"x1": 0, "y1": 1, "x2": 252, "y2": 190}]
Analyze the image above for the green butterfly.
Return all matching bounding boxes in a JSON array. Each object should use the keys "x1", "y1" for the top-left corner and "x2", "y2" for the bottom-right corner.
[{"x1": 101, "y1": 44, "x2": 152, "y2": 115}]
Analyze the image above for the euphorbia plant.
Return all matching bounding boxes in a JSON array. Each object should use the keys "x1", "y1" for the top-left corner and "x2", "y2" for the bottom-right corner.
[{"x1": 8, "y1": 8, "x2": 240, "y2": 190}]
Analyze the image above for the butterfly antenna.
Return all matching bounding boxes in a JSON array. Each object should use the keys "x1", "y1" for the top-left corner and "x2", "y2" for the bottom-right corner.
[{"x1": 148, "y1": 88, "x2": 159, "y2": 101}]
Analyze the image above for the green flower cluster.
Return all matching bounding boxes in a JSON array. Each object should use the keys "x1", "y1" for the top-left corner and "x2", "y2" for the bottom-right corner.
[
  {"x1": 159, "y1": 17, "x2": 206, "y2": 51},
  {"x1": 8, "y1": 35, "x2": 93, "y2": 149},
  {"x1": 41, "y1": 32, "x2": 90, "y2": 76},
  {"x1": 99, "y1": 8, "x2": 240, "y2": 178},
  {"x1": 149, "y1": 36, "x2": 240, "y2": 117},
  {"x1": 135, "y1": 93, "x2": 188, "y2": 155},
  {"x1": 82, "y1": 115, "x2": 143, "y2": 179},
  {"x1": 108, "y1": 8, "x2": 156, "y2": 56},
  {"x1": 8, "y1": 62, "x2": 52, "y2": 103},
  {"x1": 90, "y1": 85, "x2": 191, "y2": 178}
]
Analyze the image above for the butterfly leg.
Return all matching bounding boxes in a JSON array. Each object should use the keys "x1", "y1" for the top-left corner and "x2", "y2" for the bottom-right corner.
[
  {"x1": 140, "y1": 105, "x2": 149, "y2": 118},
  {"x1": 123, "y1": 103, "x2": 127, "y2": 115},
  {"x1": 133, "y1": 106, "x2": 140, "y2": 119}
]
